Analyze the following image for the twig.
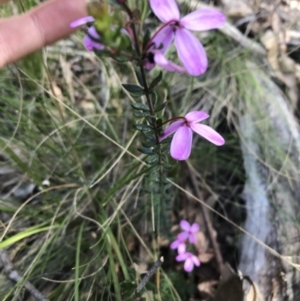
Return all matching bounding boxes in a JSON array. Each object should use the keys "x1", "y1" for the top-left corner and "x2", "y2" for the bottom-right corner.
[
  {"x1": 130, "y1": 257, "x2": 164, "y2": 298},
  {"x1": 243, "y1": 275, "x2": 257, "y2": 301},
  {"x1": 187, "y1": 163, "x2": 224, "y2": 274},
  {"x1": 0, "y1": 249, "x2": 49, "y2": 301}
]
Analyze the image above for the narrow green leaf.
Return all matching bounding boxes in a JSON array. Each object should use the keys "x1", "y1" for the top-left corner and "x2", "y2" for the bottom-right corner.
[
  {"x1": 74, "y1": 223, "x2": 84, "y2": 301},
  {"x1": 131, "y1": 102, "x2": 150, "y2": 111},
  {"x1": 151, "y1": 91, "x2": 158, "y2": 106},
  {"x1": 123, "y1": 84, "x2": 144, "y2": 93},
  {"x1": 149, "y1": 71, "x2": 162, "y2": 90},
  {"x1": 155, "y1": 102, "x2": 167, "y2": 112},
  {"x1": 138, "y1": 146, "x2": 155, "y2": 155},
  {"x1": 135, "y1": 70, "x2": 144, "y2": 87},
  {"x1": 142, "y1": 140, "x2": 157, "y2": 148},
  {"x1": 0, "y1": 225, "x2": 58, "y2": 249},
  {"x1": 133, "y1": 111, "x2": 149, "y2": 118},
  {"x1": 131, "y1": 91, "x2": 146, "y2": 97},
  {"x1": 133, "y1": 124, "x2": 153, "y2": 132},
  {"x1": 146, "y1": 155, "x2": 158, "y2": 165}
]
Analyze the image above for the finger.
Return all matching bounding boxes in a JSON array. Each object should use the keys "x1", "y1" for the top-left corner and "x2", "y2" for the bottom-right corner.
[{"x1": 0, "y1": 0, "x2": 87, "y2": 67}]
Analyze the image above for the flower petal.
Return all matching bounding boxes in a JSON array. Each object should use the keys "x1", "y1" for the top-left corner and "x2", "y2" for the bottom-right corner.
[
  {"x1": 180, "y1": 9, "x2": 226, "y2": 31},
  {"x1": 154, "y1": 52, "x2": 186, "y2": 73},
  {"x1": 175, "y1": 28, "x2": 208, "y2": 76},
  {"x1": 87, "y1": 26, "x2": 100, "y2": 39},
  {"x1": 190, "y1": 124, "x2": 225, "y2": 146},
  {"x1": 150, "y1": 25, "x2": 174, "y2": 53},
  {"x1": 184, "y1": 258, "x2": 194, "y2": 272},
  {"x1": 159, "y1": 120, "x2": 184, "y2": 142},
  {"x1": 170, "y1": 240, "x2": 180, "y2": 249},
  {"x1": 185, "y1": 111, "x2": 209, "y2": 123},
  {"x1": 70, "y1": 16, "x2": 95, "y2": 28},
  {"x1": 176, "y1": 252, "x2": 189, "y2": 262},
  {"x1": 190, "y1": 223, "x2": 200, "y2": 233},
  {"x1": 149, "y1": 0, "x2": 180, "y2": 23},
  {"x1": 177, "y1": 232, "x2": 189, "y2": 241},
  {"x1": 180, "y1": 220, "x2": 191, "y2": 231},
  {"x1": 192, "y1": 255, "x2": 200, "y2": 267},
  {"x1": 170, "y1": 125, "x2": 193, "y2": 160},
  {"x1": 178, "y1": 243, "x2": 187, "y2": 254},
  {"x1": 188, "y1": 233, "x2": 197, "y2": 244},
  {"x1": 84, "y1": 27, "x2": 104, "y2": 51},
  {"x1": 144, "y1": 60, "x2": 156, "y2": 70}
]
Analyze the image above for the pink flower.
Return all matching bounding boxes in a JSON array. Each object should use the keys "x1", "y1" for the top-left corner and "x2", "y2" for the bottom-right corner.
[
  {"x1": 177, "y1": 220, "x2": 200, "y2": 244},
  {"x1": 70, "y1": 16, "x2": 95, "y2": 28},
  {"x1": 144, "y1": 26, "x2": 185, "y2": 73},
  {"x1": 70, "y1": 17, "x2": 104, "y2": 51},
  {"x1": 159, "y1": 111, "x2": 225, "y2": 161},
  {"x1": 170, "y1": 235, "x2": 187, "y2": 254},
  {"x1": 83, "y1": 27, "x2": 105, "y2": 51},
  {"x1": 176, "y1": 252, "x2": 200, "y2": 272},
  {"x1": 148, "y1": 0, "x2": 225, "y2": 76}
]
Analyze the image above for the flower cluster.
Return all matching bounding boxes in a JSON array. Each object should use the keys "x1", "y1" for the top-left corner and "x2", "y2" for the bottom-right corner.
[
  {"x1": 70, "y1": 1, "x2": 226, "y2": 161},
  {"x1": 171, "y1": 220, "x2": 201, "y2": 272}
]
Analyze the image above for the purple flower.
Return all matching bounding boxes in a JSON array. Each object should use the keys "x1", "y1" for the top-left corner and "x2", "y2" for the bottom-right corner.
[
  {"x1": 70, "y1": 17, "x2": 104, "y2": 51},
  {"x1": 144, "y1": 26, "x2": 185, "y2": 73},
  {"x1": 177, "y1": 220, "x2": 200, "y2": 244},
  {"x1": 170, "y1": 235, "x2": 187, "y2": 254},
  {"x1": 176, "y1": 251, "x2": 200, "y2": 272},
  {"x1": 70, "y1": 16, "x2": 95, "y2": 28},
  {"x1": 148, "y1": 0, "x2": 225, "y2": 76},
  {"x1": 83, "y1": 27, "x2": 105, "y2": 51},
  {"x1": 159, "y1": 111, "x2": 225, "y2": 161}
]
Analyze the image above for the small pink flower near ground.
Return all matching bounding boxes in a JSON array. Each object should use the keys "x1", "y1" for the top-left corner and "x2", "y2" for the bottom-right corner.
[
  {"x1": 159, "y1": 111, "x2": 225, "y2": 161},
  {"x1": 177, "y1": 220, "x2": 200, "y2": 244},
  {"x1": 176, "y1": 251, "x2": 200, "y2": 272},
  {"x1": 170, "y1": 235, "x2": 187, "y2": 254},
  {"x1": 148, "y1": 0, "x2": 226, "y2": 76}
]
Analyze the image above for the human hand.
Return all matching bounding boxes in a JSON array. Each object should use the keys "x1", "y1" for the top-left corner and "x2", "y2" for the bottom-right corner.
[{"x1": 0, "y1": 0, "x2": 87, "y2": 68}]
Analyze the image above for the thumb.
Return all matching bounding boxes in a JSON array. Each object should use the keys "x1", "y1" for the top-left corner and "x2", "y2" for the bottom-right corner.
[{"x1": 0, "y1": 0, "x2": 87, "y2": 67}]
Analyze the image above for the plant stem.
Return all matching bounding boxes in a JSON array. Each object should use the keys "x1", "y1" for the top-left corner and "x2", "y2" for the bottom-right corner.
[{"x1": 123, "y1": 3, "x2": 158, "y2": 141}]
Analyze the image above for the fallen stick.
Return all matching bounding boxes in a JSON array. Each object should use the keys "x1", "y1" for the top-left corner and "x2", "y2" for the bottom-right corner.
[{"x1": 0, "y1": 249, "x2": 49, "y2": 301}]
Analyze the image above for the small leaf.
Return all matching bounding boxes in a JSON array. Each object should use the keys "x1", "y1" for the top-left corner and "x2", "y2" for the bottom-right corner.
[
  {"x1": 155, "y1": 102, "x2": 167, "y2": 112},
  {"x1": 145, "y1": 115, "x2": 155, "y2": 125},
  {"x1": 143, "y1": 132, "x2": 156, "y2": 141},
  {"x1": 133, "y1": 111, "x2": 149, "y2": 118},
  {"x1": 131, "y1": 102, "x2": 150, "y2": 111},
  {"x1": 123, "y1": 84, "x2": 144, "y2": 93},
  {"x1": 130, "y1": 91, "x2": 146, "y2": 97},
  {"x1": 133, "y1": 124, "x2": 153, "y2": 132},
  {"x1": 138, "y1": 146, "x2": 155, "y2": 155},
  {"x1": 135, "y1": 70, "x2": 144, "y2": 87},
  {"x1": 163, "y1": 163, "x2": 173, "y2": 171},
  {"x1": 142, "y1": 140, "x2": 157, "y2": 148},
  {"x1": 142, "y1": 28, "x2": 151, "y2": 51},
  {"x1": 149, "y1": 71, "x2": 162, "y2": 90},
  {"x1": 150, "y1": 165, "x2": 160, "y2": 173},
  {"x1": 151, "y1": 91, "x2": 158, "y2": 106},
  {"x1": 146, "y1": 155, "x2": 158, "y2": 165}
]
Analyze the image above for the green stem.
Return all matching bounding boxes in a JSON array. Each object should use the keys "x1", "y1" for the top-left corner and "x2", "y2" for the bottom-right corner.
[{"x1": 123, "y1": 3, "x2": 157, "y2": 141}]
